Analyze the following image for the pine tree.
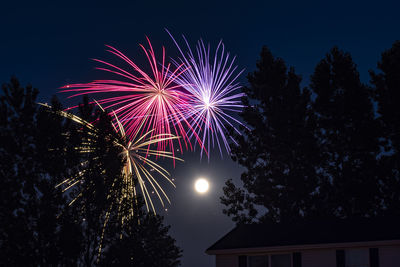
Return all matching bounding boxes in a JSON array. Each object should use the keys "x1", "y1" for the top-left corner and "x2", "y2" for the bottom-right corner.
[
  {"x1": 221, "y1": 47, "x2": 321, "y2": 223},
  {"x1": 311, "y1": 47, "x2": 381, "y2": 217},
  {"x1": 0, "y1": 78, "x2": 182, "y2": 266},
  {"x1": 370, "y1": 41, "x2": 400, "y2": 216},
  {"x1": 0, "y1": 77, "x2": 73, "y2": 265},
  {"x1": 102, "y1": 198, "x2": 182, "y2": 267}
]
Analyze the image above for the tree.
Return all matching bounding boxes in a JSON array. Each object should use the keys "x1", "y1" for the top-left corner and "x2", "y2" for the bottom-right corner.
[
  {"x1": 221, "y1": 46, "x2": 389, "y2": 224},
  {"x1": 221, "y1": 47, "x2": 321, "y2": 223},
  {"x1": 0, "y1": 77, "x2": 78, "y2": 265},
  {"x1": 72, "y1": 100, "x2": 182, "y2": 266},
  {"x1": 370, "y1": 41, "x2": 400, "y2": 216},
  {"x1": 0, "y1": 78, "x2": 182, "y2": 266},
  {"x1": 103, "y1": 198, "x2": 182, "y2": 267},
  {"x1": 311, "y1": 47, "x2": 381, "y2": 218},
  {"x1": 65, "y1": 98, "x2": 126, "y2": 266}
]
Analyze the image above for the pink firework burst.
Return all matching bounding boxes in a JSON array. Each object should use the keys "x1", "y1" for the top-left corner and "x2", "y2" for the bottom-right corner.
[
  {"x1": 167, "y1": 30, "x2": 245, "y2": 159},
  {"x1": 61, "y1": 38, "x2": 199, "y2": 155}
]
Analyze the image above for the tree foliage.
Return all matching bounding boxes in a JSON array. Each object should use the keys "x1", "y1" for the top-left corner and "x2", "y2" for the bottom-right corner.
[
  {"x1": 104, "y1": 202, "x2": 182, "y2": 267},
  {"x1": 311, "y1": 47, "x2": 381, "y2": 217},
  {"x1": 222, "y1": 44, "x2": 400, "y2": 224},
  {"x1": 0, "y1": 77, "x2": 181, "y2": 266},
  {"x1": 370, "y1": 41, "x2": 400, "y2": 216},
  {"x1": 0, "y1": 77, "x2": 75, "y2": 265},
  {"x1": 221, "y1": 47, "x2": 321, "y2": 223}
]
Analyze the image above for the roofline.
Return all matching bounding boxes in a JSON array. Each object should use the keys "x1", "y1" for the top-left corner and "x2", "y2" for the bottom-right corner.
[{"x1": 206, "y1": 239, "x2": 400, "y2": 255}]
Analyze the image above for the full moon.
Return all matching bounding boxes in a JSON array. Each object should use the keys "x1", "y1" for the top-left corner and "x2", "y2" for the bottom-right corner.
[{"x1": 194, "y1": 178, "x2": 209, "y2": 194}]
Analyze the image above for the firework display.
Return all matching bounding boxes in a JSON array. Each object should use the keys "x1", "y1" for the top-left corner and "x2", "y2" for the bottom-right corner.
[
  {"x1": 56, "y1": 32, "x2": 243, "y2": 227},
  {"x1": 56, "y1": 32, "x2": 243, "y2": 219},
  {"x1": 61, "y1": 38, "x2": 199, "y2": 155},
  {"x1": 53, "y1": 33, "x2": 243, "y2": 259},
  {"x1": 167, "y1": 30, "x2": 245, "y2": 158},
  {"x1": 40, "y1": 103, "x2": 180, "y2": 215},
  {"x1": 40, "y1": 102, "x2": 182, "y2": 257}
]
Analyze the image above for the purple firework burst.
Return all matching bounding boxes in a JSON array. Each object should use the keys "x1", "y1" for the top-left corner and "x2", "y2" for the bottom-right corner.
[{"x1": 167, "y1": 30, "x2": 245, "y2": 159}]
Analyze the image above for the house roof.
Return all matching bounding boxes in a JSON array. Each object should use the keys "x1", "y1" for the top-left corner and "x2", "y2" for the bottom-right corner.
[{"x1": 206, "y1": 217, "x2": 400, "y2": 253}]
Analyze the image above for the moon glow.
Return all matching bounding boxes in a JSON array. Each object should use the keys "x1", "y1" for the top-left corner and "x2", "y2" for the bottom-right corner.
[{"x1": 194, "y1": 178, "x2": 209, "y2": 194}]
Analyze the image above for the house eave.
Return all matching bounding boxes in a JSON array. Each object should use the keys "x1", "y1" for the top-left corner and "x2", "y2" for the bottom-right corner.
[{"x1": 206, "y1": 239, "x2": 400, "y2": 255}]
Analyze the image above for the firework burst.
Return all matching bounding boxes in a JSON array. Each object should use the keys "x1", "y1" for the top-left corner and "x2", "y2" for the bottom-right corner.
[
  {"x1": 39, "y1": 103, "x2": 181, "y2": 256},
  {"x1": 167, "y1": 30, "x2": 245, "y2": 158},
  {"x1": 40, "y1": 102, "x2": 180, "y2": 214},
  {"x1": 61, "y1": 38, "x2": 199, "y2": 156}
]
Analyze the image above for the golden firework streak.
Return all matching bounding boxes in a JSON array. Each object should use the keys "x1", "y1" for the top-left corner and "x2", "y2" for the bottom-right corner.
[{"x1": 39, "y1": 103, "x2": 182, "y2": 259}]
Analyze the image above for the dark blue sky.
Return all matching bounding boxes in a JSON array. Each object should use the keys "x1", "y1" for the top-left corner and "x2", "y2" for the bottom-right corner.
[{"x1": 1, "y1": 1, "x2": 399, "y2": 266}]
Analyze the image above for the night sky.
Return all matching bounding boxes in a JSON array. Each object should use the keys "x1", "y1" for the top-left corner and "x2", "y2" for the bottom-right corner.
[{"x1": 1, "y1": 1, "x2": 399, "y2": 266}]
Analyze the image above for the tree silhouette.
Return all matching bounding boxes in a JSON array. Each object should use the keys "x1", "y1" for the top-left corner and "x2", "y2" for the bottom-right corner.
[
  {"x1": 370, "y1": 41, "x2": 400, "y2": 216},
  {"x1": 221, "y1": 47, "x2": 321, "y2": 223},
  {"x1": 0, "y1": 77, "x2": 74, "y2": 265},
  {"x1": 0, "y1": 78, "x2": 182, "y2": 266},
  {"x1": 103, "y1": 198, "x2": 182, "y2": 267},
  {"x1": 222, "y1": 45, "x2": 395, "y2": 224},
  {"x1": 311, "y1": 47, "x2": 381, "y2": 217}
]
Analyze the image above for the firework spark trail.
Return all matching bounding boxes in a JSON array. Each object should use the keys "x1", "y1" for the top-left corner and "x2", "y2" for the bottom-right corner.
[
  {"x1": 40, "y1": 102, "x2": 183, "y2": 258},
  {"x1": 166, "y1": 30, "x2": 245, "y2": 159},
  {"x1": 60, "y1": 37, "x2": 202, "y2": 157},
  {"x1": 40, "y1": 102, "x2": 181, "y2": 217}
]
